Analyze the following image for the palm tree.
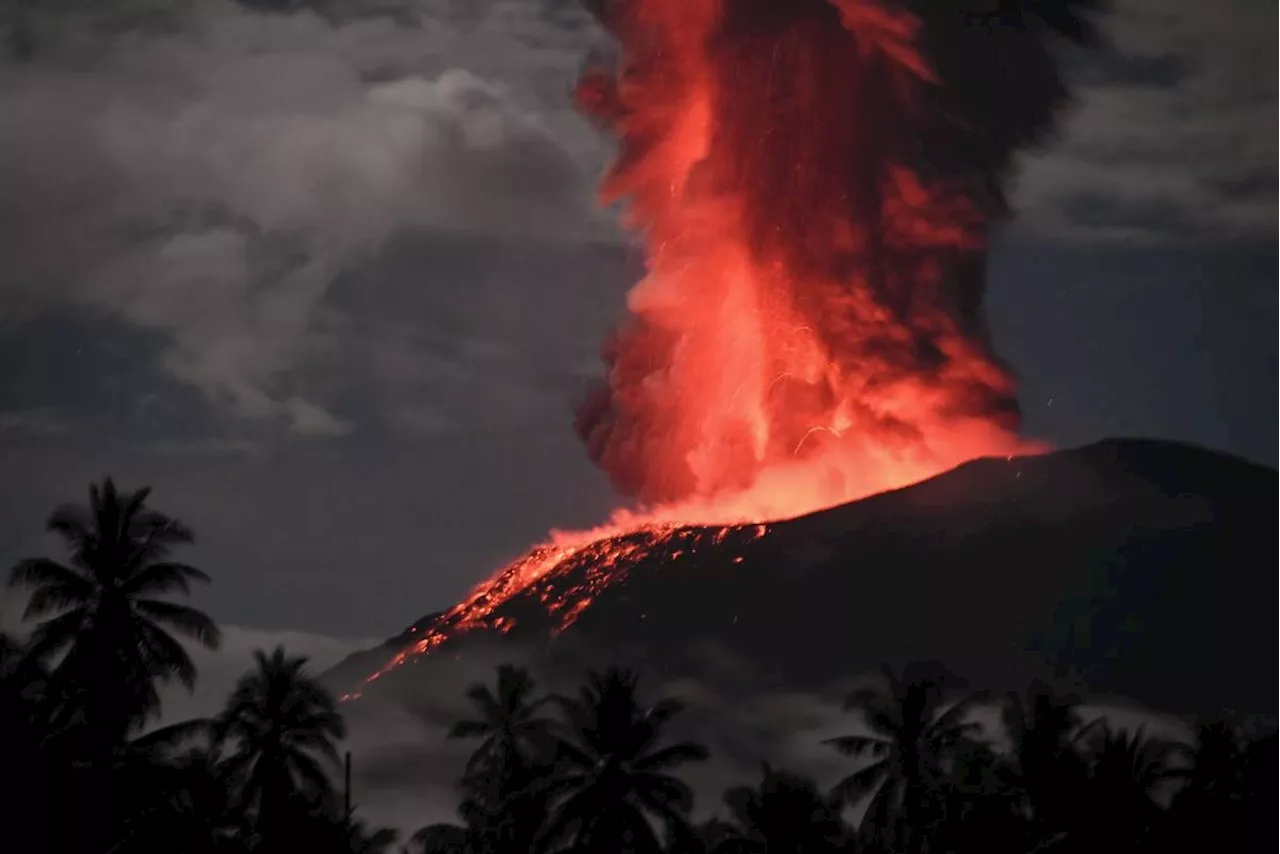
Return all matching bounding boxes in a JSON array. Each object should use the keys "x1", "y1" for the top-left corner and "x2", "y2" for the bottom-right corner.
[
  {"x1": 1078, "y1": 723, "x2": 1175, "y2": 849},
  {"x1": 539, "y1": 666, "x2": 709, "y2": 854},
  {"x1": 1000, "y1": 683, "x2": 1095, "y2": 839},
  {"x1": 215, "y1": 646, "x2": 346, "y2": 849},
  {"x1": 712, "y1": 764, "x2": 850, "y2": 853},
  {"x1": 8, "y1": 477, "x2": 221, "y2": 744},
  {"x1": 823, "y1": 662, "x2": 985, "y2": 854},
  {"x1": 8, "y1": 478, "x2": 220, "y2": 854},
  {"x1": 934, "y1": 739, "x2": 1023, "y2": 854},
  {"x1": 1163, "y1": 718, "x2": 1268, "y2": 852},
  {"x1": 1173, "y1": 719, "x2": 1251, "y2": 802},
  {"x1": 447, "y1": 664, "x2": 558, "y2": 853},
  {"x1": 451, "y1": 664, "x2": 556, "y2": 776}
]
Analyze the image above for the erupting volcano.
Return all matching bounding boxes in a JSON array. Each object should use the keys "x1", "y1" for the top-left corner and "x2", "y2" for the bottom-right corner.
[{"x1": 354, "y1": 0, "x2": 1101, "y2": 693}]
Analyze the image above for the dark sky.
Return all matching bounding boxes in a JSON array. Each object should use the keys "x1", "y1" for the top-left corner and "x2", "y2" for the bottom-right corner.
[{"x1": 1, "y1": 0, "x2": 1275, "y2": 661}]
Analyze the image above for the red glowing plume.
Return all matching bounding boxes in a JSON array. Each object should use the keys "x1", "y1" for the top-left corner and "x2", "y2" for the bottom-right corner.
[
  {"x1": 354, "y1": 0, "x2": 1098, "y2": 693},
  {"x1": 574, "y1": 0, "x2": 1101, "y2": 508}
]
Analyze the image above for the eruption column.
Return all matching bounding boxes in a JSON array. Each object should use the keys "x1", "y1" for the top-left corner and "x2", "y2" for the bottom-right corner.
[
  {"x1": 356, "y1": 0, "x2": 1099, "y2": 691},
  {"x1": 572, "y1": 0, "x2": 1090, "y2": 514}
]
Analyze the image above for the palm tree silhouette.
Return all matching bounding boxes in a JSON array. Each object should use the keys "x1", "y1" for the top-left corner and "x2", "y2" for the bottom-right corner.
[
  {"x1": 712, "y1": 764, "x2": 850, "y2": 853},
  {"x1": 1078, "y1": 723, "x2": 1175, "y2": 849},
  {"x1": 1164, "y1": 717, "x2": 1269, "y2": 852},
  {"x1": 1174, "y1": 718, "x2": 1251, "y2": 801},
  {"x1": 539, "y1": 666, "x2": 708, "y2": 854},
  {"x1": 7, "y1": 478, "x2": 220, "y2": 853},
  {"x1": 450, "y1": 663, "x2": 555, "y2": 782},
  {"x1": 1000, "y1": 682, "x2": 1095, "y2": 840},
  {"x1": 934, "y1": 738, "x2": 1023, "y2": 854},
  {"x1": 8, "y1": 477, "x2": 221, "y2": 743},
  {"x1": 215, "y1": 646, "x2": 346, "y2": 850},
  {"x1": 823, "y1": 662, "x2": 985, "y2": 853},
  {"x1": 447, "y1": 663, "x2": 557, "y2": 853}
]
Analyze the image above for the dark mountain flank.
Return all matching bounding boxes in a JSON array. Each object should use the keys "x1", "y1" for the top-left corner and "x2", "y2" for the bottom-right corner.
[{"x1": 330, "y1": 439, "x2": 1277, "y2": 715}]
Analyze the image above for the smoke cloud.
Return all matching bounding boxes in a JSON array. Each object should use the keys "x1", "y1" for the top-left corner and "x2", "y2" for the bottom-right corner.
[{"x1": 0, "y1": 1, "x2": 602, "y2": 430}]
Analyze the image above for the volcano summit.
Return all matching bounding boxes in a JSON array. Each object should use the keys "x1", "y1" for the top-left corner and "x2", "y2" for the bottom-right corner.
[{"x1": 333, "y1": 439, "x2": 1277, "y2": 716}]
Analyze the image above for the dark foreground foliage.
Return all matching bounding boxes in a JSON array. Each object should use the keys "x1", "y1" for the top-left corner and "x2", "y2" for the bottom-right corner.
[{"x1": 2, "y1": 480, "x2": 1275, "y2": 853}]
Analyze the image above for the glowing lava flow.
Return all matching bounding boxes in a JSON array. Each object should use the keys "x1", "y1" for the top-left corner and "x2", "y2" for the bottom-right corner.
[{"x1": 351, "y1": 0, "x2": 1094, "y2": 695}]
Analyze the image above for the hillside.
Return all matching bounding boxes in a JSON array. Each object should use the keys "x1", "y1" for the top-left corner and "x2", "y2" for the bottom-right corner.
[{"x1": 329, "y1": 438, "x2": 1277, "y2": 715}]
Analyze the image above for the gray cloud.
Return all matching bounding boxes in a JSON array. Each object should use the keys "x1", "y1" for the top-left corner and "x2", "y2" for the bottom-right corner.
[
  {"x1": 0, "y1": 408, "x2": 71, "y2": 438},
  {"x1": 1015, "y1": 0, "x2": 1277, "y2": 243},
  {"x1": 0, "y1": 0, "x2": 609, "y2": 433}
]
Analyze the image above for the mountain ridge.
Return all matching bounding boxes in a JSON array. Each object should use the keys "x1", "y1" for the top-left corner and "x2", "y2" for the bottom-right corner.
[{"x1": 328, "y1": 437, "x2": 1277, "y2": 715}]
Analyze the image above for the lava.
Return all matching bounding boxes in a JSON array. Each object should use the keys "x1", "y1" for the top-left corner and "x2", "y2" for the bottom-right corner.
[{"x1": 354, "y1": 1, "x2": 1095, "y2": 694}]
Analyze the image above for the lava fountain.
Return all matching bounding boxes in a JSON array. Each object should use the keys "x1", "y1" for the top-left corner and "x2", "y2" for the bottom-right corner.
[{"x1": 356, "y1": 0, "x2": 1098, "y2": 692}]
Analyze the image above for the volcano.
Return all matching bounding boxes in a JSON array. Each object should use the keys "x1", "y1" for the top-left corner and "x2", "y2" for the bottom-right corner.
[{"x1": 331, "y1": 438, "x2": 1277, "y2": 716}]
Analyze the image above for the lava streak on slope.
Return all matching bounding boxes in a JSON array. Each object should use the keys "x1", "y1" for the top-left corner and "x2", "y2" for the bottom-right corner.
[
  {"x1": 353, "y1": 522, "x2": 769, "y2": 695},
  {"x1": 353, "y1": 1, "x2": 1096, "y2": 694}
]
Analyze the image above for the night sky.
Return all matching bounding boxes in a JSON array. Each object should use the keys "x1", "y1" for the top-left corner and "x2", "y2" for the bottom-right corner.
[{"x1": 1, "y1": 0, "x2": 1275, "y2": 674}]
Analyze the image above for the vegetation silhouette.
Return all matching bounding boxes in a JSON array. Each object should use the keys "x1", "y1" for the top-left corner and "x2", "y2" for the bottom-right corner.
[
  {"x1": 2, "y1": 479, "x2": 1275, "y2": 854},
  {"x1": 215, "y1": 646, "x2": 348, "y2": 850}
]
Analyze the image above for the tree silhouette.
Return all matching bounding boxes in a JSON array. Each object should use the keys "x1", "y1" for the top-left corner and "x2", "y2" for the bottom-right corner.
[
  {"x1": 215, "y1": 646, "x2": 346, "y2": 850},
  {"x1": 1164, "y1": 717, "x2": 1272, "y2": 853},
  {"x1": 934, "y1": 739, "x2": 1023, "y2": 854},
  {"x1": 824, "y1": 662, "x2": 985, "y2": 853},
  {"x1": 446, "y1": 663, "x2": 558, "y2": 853},
  {"x1": 8, "y1": 478, "x2": 220, "y2": 742},
  {"x1": 1000, "y1": 682, "x2": 1095, "y2": 841},
  {"x1": 712, "y1": 764, "x2": 850, "y2": 853},
  {"x1": 7, "y1": 478, "x2": 221, "y2": 853},
  {"x1": 539, "y1": 666, "x2": 708, "y2": 854},
  {"x1": 1077, "y1": 723, "x2": 1176, "y2": 850}
]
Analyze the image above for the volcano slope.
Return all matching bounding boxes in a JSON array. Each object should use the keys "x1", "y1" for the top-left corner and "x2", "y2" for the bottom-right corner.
[{"x1": 330, "y1": 438, "x2": 1277, "y2": 716}]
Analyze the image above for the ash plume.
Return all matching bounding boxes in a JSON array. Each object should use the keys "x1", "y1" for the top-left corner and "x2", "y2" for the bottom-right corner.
[{"x1": 573, "y1": 0, "x2": 1102, "y2": 505}]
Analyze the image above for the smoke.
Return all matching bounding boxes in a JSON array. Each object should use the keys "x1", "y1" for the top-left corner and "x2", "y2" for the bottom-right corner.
[
  {"x1": 0, "y1": 1, "x2": 602, "y2": 429},
  {"x1": 573, "y1": 0, "x2": 1100, "y2": 506}
]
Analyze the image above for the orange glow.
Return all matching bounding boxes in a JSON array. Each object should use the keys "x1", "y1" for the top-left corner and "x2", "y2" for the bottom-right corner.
[{"x1": 350, "y1": 1, "x2": 1049, "y2": 696}]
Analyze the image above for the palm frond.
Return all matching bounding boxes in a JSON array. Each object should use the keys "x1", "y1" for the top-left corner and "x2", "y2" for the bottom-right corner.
[
  {"x1": 134, "y1": 599, "x2": 222, "y2": 649},
  {"x1": 138, "y1": 619, "x2": 200, "y2": 690},
  {"x1": 830, "y1": 760, "x2": 887, "y2": 806},
  {"x1": 46, "y1": 503, "x2": 93, "y2": 547},
  {"x1": 933, "y1": 690, "x2": 989, "y2": 731},
  {"x1": 9, "y1": 556, "x2": 91, "y2": 591},
  {"x1": 122, "y1": 561, "x2": 211, "y2": 597},
  {"x1": 26, "y1": 608, "x2": 87, "y2": 660},
  {"x1": 288, "y1": 747, "x2": 339, "y2": 795},
  {"x1": 131, "y1": 717, "x2": 215, "y2": 753},
  {"x1": 448, "y1": 718, "x2": 491, "y2": 739},
  {"x1": 12, "y1": 559, "x2": 95, "y2": 618},
  {"x1": 823, "y1": 734, "x2": 889, "y2": 757},
  {"x1": 635, "y1": 740, "x2": 710, "y2": 771}
]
